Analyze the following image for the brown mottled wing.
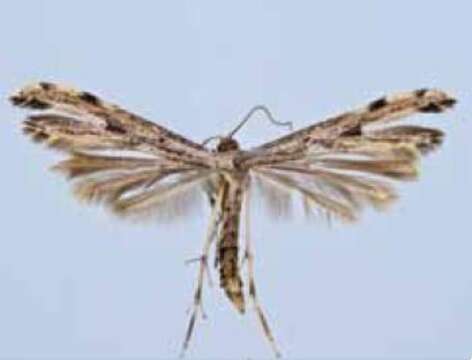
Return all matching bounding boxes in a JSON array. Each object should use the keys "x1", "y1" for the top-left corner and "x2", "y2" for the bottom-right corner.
[
  {"x1": 242, "y1": 89, "x2": 456, "y2": 221},
  {"x1": 10, "y1": 82, "x2": 213, "y2": 166},
  {"x1": 252, "y1": 88, "x2": 455, "y2": 155},
  {"x1": 11, "y1": 83, "x2": 216, "y2": 219}
]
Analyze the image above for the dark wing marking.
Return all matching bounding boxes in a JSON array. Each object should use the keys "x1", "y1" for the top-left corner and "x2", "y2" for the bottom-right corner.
[
  {"x1": 242, "y1": 88, "x2": 456, "y2": 221},
  {"x1": 10, "y1": 83, "x2": 220, "y2": 220},
  {"x1": 11, "y1": 82, "x2": 213, "y2": 167},
  {"x1": 367, "y1": 125, "x2": 444, "y2": 155},
  {"x1": 250, "y1": 88, "x2": 455, "y2": 155}
]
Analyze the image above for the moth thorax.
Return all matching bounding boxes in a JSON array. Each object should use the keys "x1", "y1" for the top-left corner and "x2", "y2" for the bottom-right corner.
[{"x1": 216, "y1": 137, "x2": 240, "y2": 152}]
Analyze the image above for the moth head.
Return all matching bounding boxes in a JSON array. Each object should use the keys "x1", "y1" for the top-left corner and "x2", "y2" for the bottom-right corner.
[
  {"x1": 216, "y1": 137, "x2": 240, "y2": 152},
  {"x1": 201, "y1": 135, "x2": 239, "y2": 152},
  {"x1": 200, "y1": 105, "x2": 292, "y2": 152}
]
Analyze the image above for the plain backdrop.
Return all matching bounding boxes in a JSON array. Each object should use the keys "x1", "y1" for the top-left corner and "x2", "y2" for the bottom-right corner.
[{"x1": 1, "y1": 1, "x2": 471, "y2": 358}]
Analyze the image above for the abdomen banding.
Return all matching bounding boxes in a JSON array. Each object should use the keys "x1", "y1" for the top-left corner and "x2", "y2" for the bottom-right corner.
[{"x1": 217, "y1": 177, "x2": 245, "y2": 313}]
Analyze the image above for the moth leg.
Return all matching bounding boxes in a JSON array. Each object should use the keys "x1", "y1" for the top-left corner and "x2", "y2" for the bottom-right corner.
[
  {"x1": 180, "y1": 188, "x2": 223, "y2": 357},
  {"x1": 243, "y1": 186, "x2": 282, "y2": 358}
]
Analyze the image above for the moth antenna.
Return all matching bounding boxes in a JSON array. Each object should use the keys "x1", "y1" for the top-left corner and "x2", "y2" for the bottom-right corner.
[{"x1": 228, "y1": 105, "x2": 293, "y2": 138}]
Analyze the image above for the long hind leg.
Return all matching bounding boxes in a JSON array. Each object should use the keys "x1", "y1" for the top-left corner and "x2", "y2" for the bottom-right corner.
[
  {"x1": 180, "y1": 188, "x2": 223, "y2": 357},
  {"x1": 243, "y1": 184, "x2": 281, "y2": 358}
]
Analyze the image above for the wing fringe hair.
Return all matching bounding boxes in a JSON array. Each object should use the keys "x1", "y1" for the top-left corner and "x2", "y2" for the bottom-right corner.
[
  {"x1": 245, "y1": 88, "x2": 455, "y2": 223},
  {"x1": 12, "y1": 82, "x2": 216, "y2": 221},
  {"x1": 11, "y1": 84, "x2": 456, "y2": 224},
  {"x1": 53, "y1": 153, "x2": 213, "y2": 220},
  {"x1": 10, "y1": 83, "x2": 457, "y2": 358}
]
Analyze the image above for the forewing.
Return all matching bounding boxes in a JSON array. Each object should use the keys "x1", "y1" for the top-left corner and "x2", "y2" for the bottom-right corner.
[
  {"x1": 251, "y1": 88, "x2": 455, "y2": 154},
  {"x1": 11, "y1": 83, "x2": 217, "y2": 220},
  {"x1": 11, "y1": 82, "x2": 213, "y2": 167},
  {"x1": 243, "y1": 88, "x2": 456, "y2": 222}
]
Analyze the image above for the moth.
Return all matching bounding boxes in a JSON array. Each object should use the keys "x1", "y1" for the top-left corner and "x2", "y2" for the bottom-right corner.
[{"x1": 10, "y1": 83, "x2": 456, "y2": 357}]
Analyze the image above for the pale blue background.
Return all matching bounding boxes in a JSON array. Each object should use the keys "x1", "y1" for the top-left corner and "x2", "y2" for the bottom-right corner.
[{"x1": 1, "y1": 1, "x2": 471, "y2": 358}]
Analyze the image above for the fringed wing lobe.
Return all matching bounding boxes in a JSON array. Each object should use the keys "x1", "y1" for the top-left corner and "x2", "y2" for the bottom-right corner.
[
  {"x1": 11, "y1": 82, "x2": 213, "y2": 167},
  {"x1": 11, "y1": 82, "x2": 219, "y2": 222},
  {"x1": 111, "y1": 170, "x2": 211, "y2": 220},
  {"x1": 256, "y1": 165, "x2": 398, "y2": 220},
  {"x1": 22, "y1": 114, "x2": 133, "y2": 151},
  {"x1": 313, "y1": 158, "x2": 418, "y2": 180},
  {"x1": 53, "y1": 152, "x2": 162, "y2": 178},
  {"x1": 239, "y1": 88, "x2": 455, "y2": 222},
  {"x1": 367, "y1": 125, "x2": 444, "y2": 154},
  {"x1": 251, "y1": 141, "x2": 414, "y2": 222},
  {"x1": 253, "y1": 88, "x2": 455, "y2": 153},
  {"x1": 53, "y1": 152, "x2": 213, "y2": 221},
  {"x1": 255, "y1": 173, "x2": 293, "y2": 219},
  {"x1": 255, "y1": 168, "x2": 359, "y2": 222}
]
